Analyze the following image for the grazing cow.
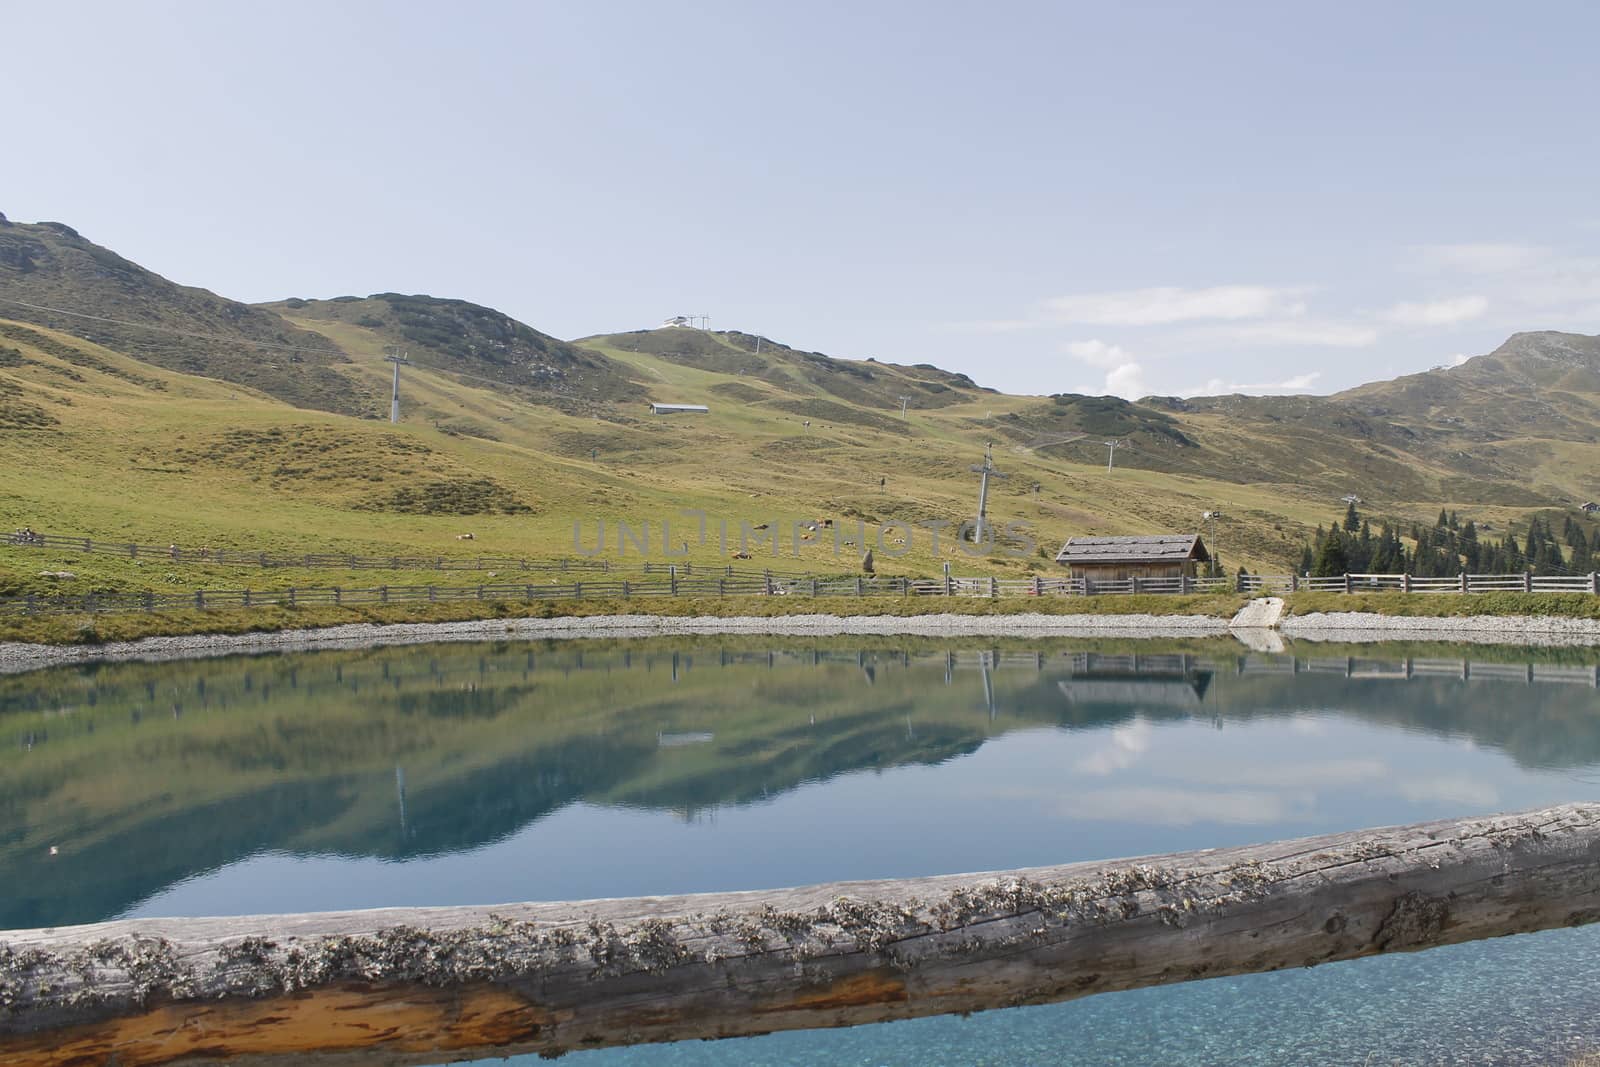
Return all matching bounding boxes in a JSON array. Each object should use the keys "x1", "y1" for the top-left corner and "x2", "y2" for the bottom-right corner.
[
  {"x1": 456, "y1": 533, "x2": 475, "y2": 541},
  {"x1": 731, "y1": 551, "x2": 753, "y2": 560}
]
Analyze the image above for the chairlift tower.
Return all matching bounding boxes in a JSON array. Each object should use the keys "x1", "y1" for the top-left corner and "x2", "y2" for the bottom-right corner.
[
  {"x1": 1103, "y1": 439, "x2": 1125, "y2": 473},
  {"x1": 1203, "y1": 510, "x2": 1225, "y2": 578},
  {"x1": 970, "y1": 442, "x2": 1009, "y2": 542},
  {"x1": 384, "y1": 349, "x2": 411, "y2": 424}
]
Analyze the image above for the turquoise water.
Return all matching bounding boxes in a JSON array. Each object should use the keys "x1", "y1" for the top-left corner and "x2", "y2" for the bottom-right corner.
[
  {"x1": 564, "y1": 924, "x2": 1600, "y2": 1066},
  {"x1": 3, "y1": 639, "x2": 1599, "y2": 1063}
]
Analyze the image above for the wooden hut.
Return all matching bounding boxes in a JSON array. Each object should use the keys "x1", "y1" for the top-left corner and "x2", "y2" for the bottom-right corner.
[{"x1": 1054, "y1": 534, "x2": 1210, "y2": 584}]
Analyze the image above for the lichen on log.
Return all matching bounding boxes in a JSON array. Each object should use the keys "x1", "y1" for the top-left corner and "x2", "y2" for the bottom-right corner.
[{"x1": 2, "y1": 803, "x2": 1598, "y2": 1066}]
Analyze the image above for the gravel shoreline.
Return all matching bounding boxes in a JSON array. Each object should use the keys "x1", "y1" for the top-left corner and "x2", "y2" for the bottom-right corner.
[
  {"x1": 4, "y1": 608, "x2": 1597, "y2": 674},
  {"x1": 0, "y1": 612, "x2": 1231, "y2": 674},
  {"x1": 1283, "y1": 611, "x2": 1600, "y2": 647}
]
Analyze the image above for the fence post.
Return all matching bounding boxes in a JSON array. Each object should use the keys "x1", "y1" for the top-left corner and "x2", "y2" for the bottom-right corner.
[
  {"x1": 1131, "y1": 576, "x2": 1141, "y2": 595},
  {"x1": 574, "y1": 581, "x2": 583, "y2": 598},
  {"x1": 1034, "y1": 575, "x2": 1043, "y2": 596},
  {"x1": 622, "y1": 580, "x2": 630, "y2": 599},
  {"x1": 242, "y1": 589, "x2": 251, "y2": 607},
  {"x1": 1343, "y1": 573, "x2": 1353, "y2": 594},
  {"x1": 1402, "y1": 573, "x2": 1412, "y2": 594},
  {"x1": 670, "y1": 565, "x2": 678, "y2": 596},
  {"x1": 1179, "y1": 575, "x2": 1189, "y2": 594},
  {"x1": 856, "y1": 576, "x2": 864, "y2": 596},
  {"x1": 24, "y1": 594, "x2": 35, "y2": 616},
  {"x1": 380, "y1": 586, "x2": 389, "y2": 604},
  {"x1": 1291, "y1": 574, "x2": 1299, "y2": 593},
  {"x1": 764, "y1": 569, "x2": 772, "y2": 595},
  {"x1": 526, "y1": 584, "x2": 534, "y2": 601},
  {"x1": 334, "y1": 587, "x2": 342, "y2": 605},
  {"x1": 428, "y1": 586, "x2": 436, "y2": 602},
  {"x1": 944, "y1": 561, "x2": 953, "y2": 596},
  {"x1": 288, "y1": 587, "x2": 297, "y2": 607},
  {"x1": 84, "y1": 538, "x2": 92, "y2": 552},
  {"x1": 477, "y1": 585, "x2": 484, "y2": 601},
  {"x1": 990, "y1": 576, "x2": 998, "y2": 598},
  {"x1": 195, "y1": 590, "x2": 204, "y2": 610},
  {"x1": 718, "y1": 577, "x2": 726, "y2": 596},
  {"x1": 1460, "y1": 572, "x2": 1468, "y2": 594},
  {"x1": 1524, "y1": 571, "x2": 1533, "y2": 594},
  {"x1": 129, "y1": 544, "x2": 138, "y2": 559},
  {"x1": 144, "y1": 591, "x2": 154, "y2": 612},
  {"x1": 1591, "y1": 572, "x2": 1599, "y2": 595},
  {"x1": 811, "y1": 577, "x2": 819, "y2": 597}
]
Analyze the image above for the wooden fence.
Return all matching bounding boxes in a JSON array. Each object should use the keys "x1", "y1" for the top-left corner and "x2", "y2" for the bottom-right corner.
[
  {"x1": 1243, "y1": 571, "x2": 1600, "y2": 595},
  {"x1": 0, "y1": 572, "x2": 1259, "y2": 619},
  {"x1": 4, "y1": 569, "x2": 1599, "y2": 620}
]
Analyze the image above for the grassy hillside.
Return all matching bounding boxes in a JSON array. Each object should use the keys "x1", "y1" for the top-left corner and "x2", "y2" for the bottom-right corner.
[
  {"x1": 3, "y1": 216, "x2": 1599, "y2": 607},
  {"x1": 262, "y1": 293, "x2": 646, "y2": 412},
  {"x1": 0, "y1": 216, "x2": 370, "y2": 415}
]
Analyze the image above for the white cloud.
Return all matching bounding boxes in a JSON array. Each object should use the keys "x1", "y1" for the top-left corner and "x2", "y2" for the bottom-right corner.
[
  {"x1": 1395, "y1": 775, "x2": 1499, "y2": 808},
  {"x1": 1065, "y1": 339, "x2": 1146, "y2": 399},
  {"x1": 1064, "y1": 339, "x2": 1133, "y2": 368},
  {"x1": 1180, "y1": 758, "x2": 1387, "y2": 789},
  {"x1": 1074, "y1": 719, "x2": 1153, "y2": 776},
  {"x1": 944, "y1": 318, "x2": 1042, "y2": 334},
  {"x1": 1213, "y1": 320, "x2": 1380, "y2": 347},
  {"x1": 1043, "y1": 285, "x2": 1308, "y2": 326},
  {"x1": 1103, "y1": 363, "x2": 1147, "y2": 399},
  {"x1": 1417, "y1": 243, "x2": 1549, "y2": 273},
  {"x1": 1061, "y1": 786, "x2": 1311, "y2": 827},
  {"x1": 1384, "y1": 295, "x2": 1488, "y2": 326},
  {"x1": 1179, "y1": 371, "x2": 1322, "y2": 397}
]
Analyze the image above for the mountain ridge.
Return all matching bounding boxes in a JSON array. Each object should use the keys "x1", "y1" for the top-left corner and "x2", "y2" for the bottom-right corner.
[
  {"x1": 0, "y1": 216, "x2": 372, "y2": 415},
  {"x1": 3, "y1": 212, "x2": 1599, "y2": 577}
]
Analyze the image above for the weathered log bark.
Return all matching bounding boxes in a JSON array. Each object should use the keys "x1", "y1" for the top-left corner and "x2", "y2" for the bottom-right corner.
[{"x1": 3, "y1": 803, "x2": 1599, "y2": 1066}]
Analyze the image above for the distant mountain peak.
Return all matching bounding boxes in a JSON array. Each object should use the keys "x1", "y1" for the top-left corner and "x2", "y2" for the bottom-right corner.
[
  {"x1": 264, "y1": 293, "x2": 646, "y2": 409},
  {"x1": 0, "y1": 217, "x2": 370, "y2": 415}
]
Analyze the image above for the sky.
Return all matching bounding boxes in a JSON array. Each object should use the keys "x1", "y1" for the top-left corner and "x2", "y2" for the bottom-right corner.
[{"x1": 6, "y1": 0, "x2": 1600, "y2": 398}]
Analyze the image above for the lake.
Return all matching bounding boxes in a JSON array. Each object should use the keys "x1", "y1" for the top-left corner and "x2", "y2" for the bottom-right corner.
[{"x1": 4, "y1": 637, "x2": 1600, "y2": 1064}]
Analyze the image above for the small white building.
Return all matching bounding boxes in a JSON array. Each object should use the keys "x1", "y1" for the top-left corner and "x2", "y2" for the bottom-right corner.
[
  {"x1": 661, "y1": 316, "x2": 693, "y2": 328},
  {"x1": 649, "y1": 403, "x2": 709, "y2": 415}
]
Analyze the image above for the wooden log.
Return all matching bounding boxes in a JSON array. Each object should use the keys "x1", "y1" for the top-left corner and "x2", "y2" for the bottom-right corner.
[{"x1": 3, "y1": 803, "x2": 1599, "y2": 1066}]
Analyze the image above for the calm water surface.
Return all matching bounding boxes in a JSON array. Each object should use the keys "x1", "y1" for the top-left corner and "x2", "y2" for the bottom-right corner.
[{"x1": 4, "y1": 639, "x2": 1600, "y2": 1064}]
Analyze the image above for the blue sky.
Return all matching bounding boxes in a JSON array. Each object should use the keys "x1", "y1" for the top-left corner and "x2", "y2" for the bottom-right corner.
[{"x1": 7, "y1": 1, "x2": 1599, "y2": 397}]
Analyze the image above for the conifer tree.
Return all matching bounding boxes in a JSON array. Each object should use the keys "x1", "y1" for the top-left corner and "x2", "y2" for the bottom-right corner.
[{"x1": 1314, "y1": 532, "x2": 1349, "y2": 577}]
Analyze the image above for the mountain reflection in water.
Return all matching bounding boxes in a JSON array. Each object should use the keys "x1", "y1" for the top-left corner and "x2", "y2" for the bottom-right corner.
[{"x1": 3, "y1": 640, "x2": 1599, "y2": 930}]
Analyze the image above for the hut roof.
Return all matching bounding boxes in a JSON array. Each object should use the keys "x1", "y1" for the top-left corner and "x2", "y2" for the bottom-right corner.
[{"x1": 1054, "y1": 534, "x2": 1209, "y2": 565}]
